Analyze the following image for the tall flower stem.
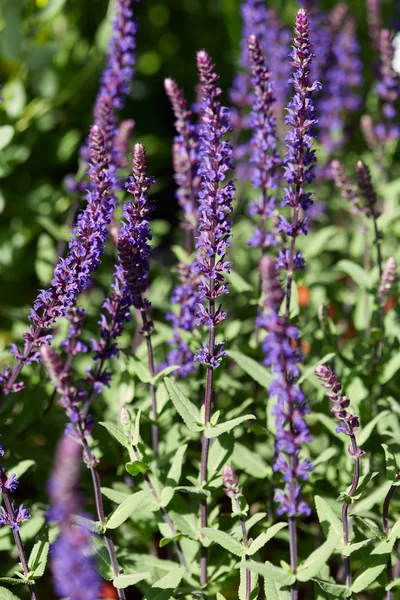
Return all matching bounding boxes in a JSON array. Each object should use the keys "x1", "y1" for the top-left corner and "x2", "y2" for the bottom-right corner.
[
  {"x1": 80, "y1": 437, "x2": 125, "y2": 600},
  {"x1": 235, "y1": 496, "x2": 251, "y2": 600},
  {"x1": 127, "y1": 437, "x2": 188, "y2": 570},
  {"x1": 342, "y1": 434, "x2": 360, "y2": 596},
  {"x1": 139, "y1": 307, "x2": 159, "y2": 457},
  {"x1": 1, "y1": 490, "x2": 38, "y2": 600},
  {"x1": 194, "y1": 50, "x2": 235, "y2": 586}
]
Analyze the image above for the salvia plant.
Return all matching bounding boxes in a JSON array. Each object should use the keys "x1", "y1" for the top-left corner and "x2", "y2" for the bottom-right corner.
[{"x1": 1, "y1": 0, "x2": 400, "y2": 599}]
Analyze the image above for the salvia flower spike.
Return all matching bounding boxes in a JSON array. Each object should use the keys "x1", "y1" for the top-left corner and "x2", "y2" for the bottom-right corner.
[
  {"x1": 279, "y1": 8, "x2": 321, "y2": 317},
  {"x1": 195, "y1": 48, "x2": 235, "y2": 585}
]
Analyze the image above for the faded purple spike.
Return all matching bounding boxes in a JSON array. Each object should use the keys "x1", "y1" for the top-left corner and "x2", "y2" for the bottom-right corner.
[
  {"x1": 315, "y1": 365, "x2": 365, "y2": 454},
  {"x1": 117, "y1": 143, "x2": 156, "y2": 311},
  {"x1": 115, "y1": 119, "x2": 135, "y2": 167},
  {"x1": 193, "y1": 50, "x2": 235, "y2": 368},
  {"x1": 260, "y1": 256, "x2": 284, "y2": 315},
  {"x1": 355, "y1": 160, "x2": 379, "y2": 218},
  {"x1": 48, "y1": 436, "x2": 101, "y2": 600},
  {"x1": 367, "y1": 0, "x2": 382, "y2": 50},
  {"x1": 222, "y1": 464, "x2": 241, "y2": 499},
  {"x1": 331, "y1": 159, "x2": 363, "y2": 216},
  {"x1": 164, "y1": 77, "x2": 199, "y2": 246},
  {"x1": 247, "y1": 34, "x2": 280, "y2": 251},
  {"x1": 379, "y1": 257, "x2": 397, "y2": 297}
]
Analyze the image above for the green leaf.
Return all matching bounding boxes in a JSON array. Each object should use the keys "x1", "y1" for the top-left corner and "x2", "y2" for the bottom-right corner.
[
  {"x1": 125, "y1": 461, "x2": 150, "y2": 476},
  {"x1": 342, "y1": 539, "x2": 374, "y2": 557},
  {"x1": 386, "y1": 577, "x2": 400, "y2": 591},
  {"x1": 313, "y1": 579, "x2": 351, "y2": 598},
  {"x1": 351, "y1": 536, "x2": 396, "y2": 593},
  {"x1": 232, "y1": 443, "x2": 270, "y2": 479},
  {"x1": 297, "y1": 535, "x2": 339, "y2": 582},
  {"x1": 247, "y1": 523, "x2": 287, "y2": 556},
  {"x1": 358, "y1": 411, "x2": 390, "y2": 446},
  {"x1": 216, "y1": 594, "x2": 228, "y2": 600},
  {"x1": 28, "y1": 528, "x2": 49, "y2": 579},
  {"x1": 166, "y1": 444, "x2": 187, "y2": 485},
  {"x1": 8, "y1": 460, "x2": 35, "y2": 479},
  {"x1": 205, "y1": 414, "x2": 256, "y2": 439},
  {"x1": 338, "y1": 472, "x2": 379, "y2": 501},
  {"x1": 305, "y1": 226, "x2": 341, "y2": 259},
  {"x1": 159, "y1": 535, "x2": 181, "y2": 548},
  {"x1": 152, "y1": 365, "x2": 179, "y2": 385},
  {"x1": 315, "y1": 496, "x2": 342, "y2": 539},
  {"x1": 336, "y1": 259, "x2": 372, "y2": 291},
  {"x1": 352, "y1": 481, "x2": 392, "y2": 514},
  {"x1": 128, "y1": 358, "x2": 151, "y2": 383},
  {"x1": 380, "y1": 354, "x2": 400, "y2": 384},
  {"x1": 100, "y1": 487, "x2": 130, "y2": 504},
  {"x1": 170, "y1": 512, "x2": 198, "y2": 540},
  {"x1": 113, "y1": 572, "x2": 150, "y2": 589},
  {"x1": 106, "y1": 490, "x2": 152, "y2": 529},
  {"x1": 174, "y1": 485, "x2": 210, "y2": 497},
  {"x1": 313, "y1": 447, "x2": 338, "y2": 467},
  {"x1": 164, "y1": 378, "x2": 202, "y2": 432},
  {"x1": 382, "y1": 444, "x2": 400, "y2": 484},
  {"x1": 246, "y1": 561, "x2": 295, "y2": 586},
  {"x1": 99, "y1": 422, "x2": 129, "y2": 449},
  {"x1": 72, "y1": 515, "x2": 104, "y2": 534},
  {"x1": 201, "y1": 528, "x2": 245, "y2": 557},
  {"x1": 227, "y1": 350, "x2": 271, "y2": 387},
  {"x1": 0, "y1": 588, "x2": 23, "y2": 600},
  {"x1": 0, "y1": 126, "x2": 15, "y2": 151},
  {"x1": 91, "y1": 537, "x2": 114, "y2": 581},
  {"x1": 143, "y1": 566, "x2": 185, "y2": 600},
  {"x1": 264, "y1": 578, "x2": 291, "y2": 600}
]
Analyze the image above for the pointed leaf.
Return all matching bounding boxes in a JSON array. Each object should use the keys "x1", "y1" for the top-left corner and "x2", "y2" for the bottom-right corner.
[
  {"x1": 132, "y1": 409, "x2": 141, "y2": 446},
  {"x1": 99, "y1": 422, "x2": 129, "y2": 449},
  {"x1": 152, "y1": 365, "x2": 179, "y2": 385},
  {"x1": 164, "y1": 378, "x2": 202, "y2": 432},
  {"x1": 264, "y1": 579, "x2": 291, "y2": 600},
  {"x1": 379, "y1": 354, "x2": 400, "y2": 384},
  {"x1": 125, "y1": 461, "x2": 150, "y2": 476},
  {"x1": 143, "y1": 566, "x2": 185, "y2": 600},
  {"x1": 315, "y1": 496, "x2": 342, "y2": 538},
  {"x1": 201, "y1": 527, "x2": 245, "y2": 557},
  {"x1": 336, "y1": 260, "x2": 372, "y2": 290},
  {"x1": 106, "y1": 490, "x2": 152, "y2": 529},
  {"x1": 297, "y1": 535, "x2": 339, "y2": 582},
  {"x1": 0, "y1": 588, "x2": 22, "y2": 600},
  {"x1": 113, "y1": 572, "x2": 150, "y2": 589},
  {"x1": 246, "y1": 561, "x2": 295, "y2": 585},
  {"x1": 351, "y1": 536, "x2": 396, "y2": 593},
  {"x1": 128, "y1": 358, "x2": 151, "y2": 383},
  {"x1": 247, "y1": 523, "x2": 287, "y2": 556},
  {"x1": 313, "y1": 579, "x2": 351, "y2": 598},
  {"x1": 205, "y1": 414, "x2": 256, "y2": 439},
  {"x1": 382, "y1": 444, "x2": 400, "y2": 485},
  {"x1": 227, "y1": 350, "x2": 271, "y2": 387},
  {"x1": 28, "y1": 528, "x2": 49, "y2": 579},
  {"x1": 166, "y1": 444, "x2": 187, "y2": 485},
  {"x1": 101, "y1": 488, "x2": 130, "y2": 504}
]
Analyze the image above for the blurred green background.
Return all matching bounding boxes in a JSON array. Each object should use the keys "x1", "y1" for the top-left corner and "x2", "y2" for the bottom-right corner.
[{"x1": 0, "y1": 0, "x2": 396, "y2": 342}]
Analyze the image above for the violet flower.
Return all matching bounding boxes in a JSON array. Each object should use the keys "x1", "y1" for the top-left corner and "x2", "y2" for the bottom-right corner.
[
  {"x1": 48, "y1": 436, "x2": 101, "y2": 600},
  {"x1": 93, "y1": 0, "x2": 138, "y2": 171},
  {"x1": 375, "y1": 29, "x2": 400, "y2": 143},
  {"x1": 117, "y1": 143, "x2": 156, "y2": 313},
  {"x1": 0, "y1": 465, "x2": 30, "y2": 531},
  {"x1": 247, "y1": 34, "x2": 281, "y2": 251},
  {"x1": 1, "y1": 126, "x2": 115, "y2": 396},
  {"x1": 193, "y1": 49, "x2": 235, "y2": 368},
  {"x1": 164, "y1": 77, "x2": 199, "y2": 249},
  {"x1": 258, "y1": 256, "x2": 312, "y2": 517},
  {"x1": 61, "y1": 307, "x2": 88, "y2": 359},
  {"x1": 278, "y1": 8, "x2": 321, "y2": 314}
]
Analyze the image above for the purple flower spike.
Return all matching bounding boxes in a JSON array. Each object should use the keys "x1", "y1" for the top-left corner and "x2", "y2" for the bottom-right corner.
[
  {"x1": 258, "y1": 257, "x2": 312, "y2": 517},
  {"x1": 118, "y1": 143, "x2": 156, "y2": 312},
  {"x1": 48, "y1": 436, "x2": 101, "y2": 600},
  {"x1": 247, "y1": 34, "x2": 281, "y2": 251},
  {"x1": 280, "y1": 8, "x2": 321, "y2": 279},
  {"x1": 193, "y1": 50, "x2": 235, "y2": 368},
  {"x1": 375, "y1": 29, "x2": 400, "y2": 143},
  {"x1": 61, "y1": 307, "x2": 88, "y2": 358},
  {"x1": 0, "y1": 445, "x2": 30, "y2": 532},
  {"x1": 164, "y1": 78, "x2": 200, "y2": 245}
]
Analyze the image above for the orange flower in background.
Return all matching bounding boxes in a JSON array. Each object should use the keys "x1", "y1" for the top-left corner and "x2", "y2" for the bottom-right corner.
[
  {"x1": 384, "y1": 296, "x2": 397, "y2": 314},
  {"x1": 297, "y1": 285, "x2": 310, "y2": 307},
  {"x1": 99, "y1": 583, "x2": 118, "y2": 600}
]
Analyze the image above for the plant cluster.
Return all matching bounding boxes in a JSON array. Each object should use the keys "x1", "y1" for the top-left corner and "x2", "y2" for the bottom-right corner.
[{"x1": 0, "y1": 0, "x2": 400, "y2": 599}]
